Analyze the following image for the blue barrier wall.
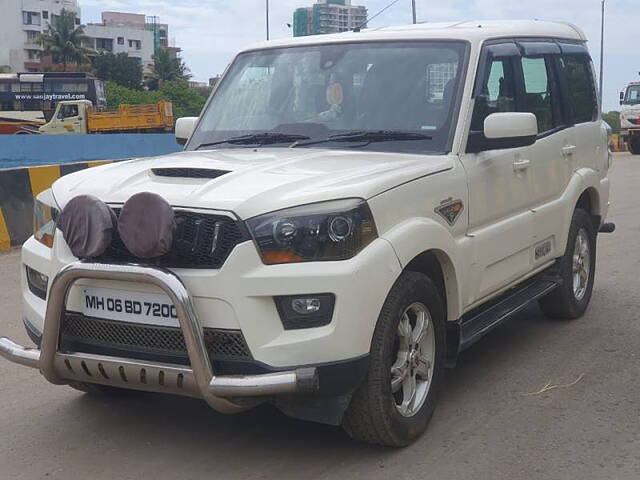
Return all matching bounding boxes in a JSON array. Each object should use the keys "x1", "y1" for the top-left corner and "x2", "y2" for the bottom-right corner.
[{"x1": 0, "y1": 133, "x2": 181, "y2": 169}]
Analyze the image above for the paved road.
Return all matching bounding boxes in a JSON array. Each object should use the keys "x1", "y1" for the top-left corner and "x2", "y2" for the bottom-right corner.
[{"x1": 1, "y1": 153, "x2": 639, "y2": 480}]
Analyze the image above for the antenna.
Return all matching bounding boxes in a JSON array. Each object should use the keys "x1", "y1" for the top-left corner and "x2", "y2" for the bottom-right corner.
[{"x1": 354, "y1": 0, "x2": 404, "y2": 32}]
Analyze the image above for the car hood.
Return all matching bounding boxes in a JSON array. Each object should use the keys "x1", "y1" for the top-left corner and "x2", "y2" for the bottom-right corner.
[{"x1": 52, "y1": 148, "x2": 453, "y2": 219}]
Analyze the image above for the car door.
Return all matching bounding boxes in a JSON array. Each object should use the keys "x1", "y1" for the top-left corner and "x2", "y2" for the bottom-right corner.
[
  {"x1": 516, "y1": 42, "x2": 575, "y2": 266},
  {"x1": 558, "y1": 46, "x2": 603, "y2": 172},
  {"x1": 459, "y1": 42, "x2": 536, "y2": 306}
]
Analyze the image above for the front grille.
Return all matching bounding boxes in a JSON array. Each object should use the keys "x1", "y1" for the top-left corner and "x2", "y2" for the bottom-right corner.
[
  {"x1": 96, "y1": 209, "x2": 249, "y2": 269},
  {"x1": 151, "y1": 168, "x2": 230, "y2": 179},
  {"x1": 60, "y1": 312, "x2": 252, "y2": 366}
]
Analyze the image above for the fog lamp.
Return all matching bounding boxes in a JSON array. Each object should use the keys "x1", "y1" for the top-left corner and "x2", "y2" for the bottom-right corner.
[
  {"x1": 292, "y1": 297, "x2": 321, "y2": 315},
  {"x1": 274, "y1": 293, "x2": 335, "y2": 330}
]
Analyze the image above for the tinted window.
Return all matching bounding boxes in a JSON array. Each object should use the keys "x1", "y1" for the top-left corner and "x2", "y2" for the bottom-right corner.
[
  {"x1": 470, "y1": 58, "x2": 517, "y2": 131},
  {"x1": 521, "y1": 57, "x2": 555, "y2": 133},
  {"x1": 562, "y1": 55, "x2": 598, "y2": 123}
]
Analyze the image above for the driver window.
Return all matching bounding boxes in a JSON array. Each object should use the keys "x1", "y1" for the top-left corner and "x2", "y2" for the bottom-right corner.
[
  {"x1": 58, "y1": 104, "x2": 79, "y2": 119},
  {"x1": 470, "y1": 57, "x2": 516, "y2": 131}
]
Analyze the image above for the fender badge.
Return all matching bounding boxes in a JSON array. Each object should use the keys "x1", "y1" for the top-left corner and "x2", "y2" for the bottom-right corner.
[{"x1": 435, "y1": 198, "x2": 464, "y2": 226}]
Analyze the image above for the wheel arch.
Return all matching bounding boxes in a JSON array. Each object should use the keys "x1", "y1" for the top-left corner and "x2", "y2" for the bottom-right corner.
[
  {"x1": 575, "y1": 186, "x2": 602, "y2": 228},
  {"x1": 404, "y1": 249, "x2": 459, "y2": 322},
  {"x1": 382, "y1": 219, "x2": 464, "y2": 323},
  {"x1": 403, "y1": 248, "x2": 462, "y2": 367}
]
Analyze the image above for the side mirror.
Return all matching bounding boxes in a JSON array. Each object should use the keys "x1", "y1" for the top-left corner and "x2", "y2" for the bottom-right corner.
[
  {"x1": 175, "y1": 117, "x2": 198, "y2": 146},
  {"x1": 484, "y1": 112, "x2": 538, "y2": 140},
  {"x1": 620, "y1": 91, "x2": 625, "y2": 105},
  {"x1": 467, "y1": 112, "x2": 538, "y2": 153}
]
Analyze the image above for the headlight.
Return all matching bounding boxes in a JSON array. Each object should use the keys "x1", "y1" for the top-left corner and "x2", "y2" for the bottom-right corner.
[
  {"x1": 33, "y1": 189, "x2": 60, "y2": 248},
  {"x1": 246, "y1": 199, "x2": 378, "y2": 265}
]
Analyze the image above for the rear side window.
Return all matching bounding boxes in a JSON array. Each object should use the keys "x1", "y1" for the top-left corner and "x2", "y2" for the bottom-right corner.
[
  {"x1": 561, "y1": 55, "x2": 598, "y2": 124},
  {"x1": 521, "y1": 57, "x2": 560, "y2": 134}
]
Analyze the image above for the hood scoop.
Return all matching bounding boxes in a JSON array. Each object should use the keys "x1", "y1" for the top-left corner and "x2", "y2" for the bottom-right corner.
[{"x1": 151, "y1": 167, "x2": 231, "y2": 179}]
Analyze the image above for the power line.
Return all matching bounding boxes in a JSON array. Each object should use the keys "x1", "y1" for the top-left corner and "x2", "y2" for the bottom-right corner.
[{"x1": 355, "y1": 0, "x2": 404, "y2": 32}]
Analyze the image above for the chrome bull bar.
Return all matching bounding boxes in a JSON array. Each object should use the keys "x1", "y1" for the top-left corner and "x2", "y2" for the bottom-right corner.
[{"x1": 0, "y1": 262, "x2": 318, "y2": 413}]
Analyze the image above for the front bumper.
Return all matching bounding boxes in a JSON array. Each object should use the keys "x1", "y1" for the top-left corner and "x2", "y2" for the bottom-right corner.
[{"x1": 0, "y1": 262, "x2": 320, "y2": 413}]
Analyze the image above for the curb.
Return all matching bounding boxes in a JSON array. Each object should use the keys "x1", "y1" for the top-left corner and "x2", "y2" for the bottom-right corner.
[{"x1": 0, "y1": 160, "x2": 113, "y2": 250}]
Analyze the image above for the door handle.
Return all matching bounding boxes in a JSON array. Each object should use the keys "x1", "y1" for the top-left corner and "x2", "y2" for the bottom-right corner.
[
  {"x1": 513, "y1": 159, "x2": 531, "y2": 171},
  {"x1": 562, "y1": 145, "x2": 577, "y2": 156}
]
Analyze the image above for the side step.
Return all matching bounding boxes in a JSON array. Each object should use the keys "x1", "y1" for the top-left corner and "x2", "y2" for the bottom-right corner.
[{"x1": 458, "y1": 271, "x2": 562, "y2": 351}]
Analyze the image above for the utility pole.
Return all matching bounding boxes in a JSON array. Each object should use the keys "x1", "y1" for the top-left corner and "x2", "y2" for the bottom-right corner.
[
  {"x1": 266, "y1": 0, "x2": 270, "y2": 40},
  {"x1": 411, "y1": 0, "x2": 417, "y2": 24},
  {"x1": 599, "y1": 0, "x2": 605, "y2": 108}
]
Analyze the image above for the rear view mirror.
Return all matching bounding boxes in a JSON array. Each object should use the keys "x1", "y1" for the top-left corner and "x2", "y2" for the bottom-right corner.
[
  {"x1": 620, "y1": 91, "x2": 625, "y2": 105},
  {"x1": 175, "y1": 117, "x2": 198, "y2": 146},
  {"x1": 467, "y1": 112, "x2": 538, "y2": 153}
]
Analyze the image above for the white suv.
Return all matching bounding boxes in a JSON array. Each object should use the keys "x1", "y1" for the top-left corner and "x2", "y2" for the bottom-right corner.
[{"x1": 1, "y1": 20, "x2": 613, "y2": 447}]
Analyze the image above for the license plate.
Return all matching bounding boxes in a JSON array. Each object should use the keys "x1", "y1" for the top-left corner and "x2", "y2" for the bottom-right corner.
[{"x1": 82, "y1": 287, "x2": 179, "y2": 327}]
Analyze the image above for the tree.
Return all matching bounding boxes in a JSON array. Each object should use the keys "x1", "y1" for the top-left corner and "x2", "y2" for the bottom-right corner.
[
  {"x1": 94, "y1": 52, "x2": 143, "y2": 90},
  {"x1": 159, "y1": 80, "x2": 207, "y2": 118},
  {"x1": 105, "y1": 80, "x2": 207, "y2": 120},
  {"x1": 148, "y1": 49, "x2": 191, "y2": 90},
  {"x1": 39, "y1": 9, "x2": 93, "y2": 71},
  {"x1": 602, "y1": 111, "x2": 621, "y2": 133}
]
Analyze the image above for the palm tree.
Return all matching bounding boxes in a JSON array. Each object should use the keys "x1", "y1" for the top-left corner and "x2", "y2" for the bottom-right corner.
[
  {"x1": 39, "y1": 9, "x2": 93, "y2": 71},
  {"x1": 148, "y1": 49, "x2": 191, "y2": 89}
]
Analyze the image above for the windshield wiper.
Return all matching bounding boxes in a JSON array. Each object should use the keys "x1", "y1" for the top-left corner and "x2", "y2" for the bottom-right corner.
[
  {"x1": 291, "y1": 130, "x2": 432, "y2": 148},
  {"x1": 196, "y1": 132, "x2": 310, "y2": 150}
]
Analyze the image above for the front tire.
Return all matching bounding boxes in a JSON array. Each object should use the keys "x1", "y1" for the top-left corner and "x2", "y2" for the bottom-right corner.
[
  {"x1": 342, "y1": 272, "x2": 446, "y2": 447},
  {"x1": 538, "y1": 208, "x2": 596, "y2": 319}
]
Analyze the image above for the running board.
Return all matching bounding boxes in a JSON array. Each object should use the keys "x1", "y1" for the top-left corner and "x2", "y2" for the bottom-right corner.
[{"x1": 458, "y1": 272, "x2": 562, "y2": 351}]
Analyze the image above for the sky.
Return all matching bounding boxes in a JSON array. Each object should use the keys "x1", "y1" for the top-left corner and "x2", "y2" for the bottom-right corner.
[{"x1": 80, "y1": 0, "x2": 637, "y2": 112}]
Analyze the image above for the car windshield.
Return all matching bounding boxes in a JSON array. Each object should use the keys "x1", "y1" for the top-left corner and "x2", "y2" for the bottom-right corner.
[
  {"x1": 625, "y1": 85, "x2": 640, "y2": 105},
  {"x1": 187, "y1": 41, "x2": 468, "y2": 154}
]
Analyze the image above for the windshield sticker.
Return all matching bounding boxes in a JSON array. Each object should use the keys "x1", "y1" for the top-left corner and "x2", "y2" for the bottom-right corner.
[{"x1": 326, "y1": 83, "x2": 344, "y2": 106}]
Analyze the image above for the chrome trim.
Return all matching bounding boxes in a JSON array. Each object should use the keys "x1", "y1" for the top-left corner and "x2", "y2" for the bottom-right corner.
[
  {"x1": 0, "y1": 337, "x2": 40, "y2": 368},
  {"x1": 0, "y1": 261, "x2": 317, "y2": 412},
  {"x1": 106, "y1": 203, "x2": 240, "y2": 221}
]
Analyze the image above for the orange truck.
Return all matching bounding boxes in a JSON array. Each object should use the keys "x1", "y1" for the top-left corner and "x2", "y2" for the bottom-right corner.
[{"x1": 26, "y1": 100, "x2": 174, "y2": 134}]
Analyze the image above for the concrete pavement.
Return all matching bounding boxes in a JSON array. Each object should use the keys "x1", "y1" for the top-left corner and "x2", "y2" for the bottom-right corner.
[{"x1": 0, "y1": 153, "x2": 638, "y2": 480}]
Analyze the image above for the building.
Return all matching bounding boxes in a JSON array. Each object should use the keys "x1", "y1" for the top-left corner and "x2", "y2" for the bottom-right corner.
[
  {"x1": 100, "y1": 12, "x2": 178, "y2": 54},
  {"x1": 293, "y1": 0, "x2": 367, "y2": 37},
  {"x1": 84, "y1": 13, "x2": 156, "y2": 75},
  {"x1": 84, "y1": 12, "x2": 182, "y2": 77},
  {"x1": 0, "y1": 6, "x2": 179, "y2": 76},
  {"x1": 0, "y1": 0, "x2": 81, "y2": 73}
]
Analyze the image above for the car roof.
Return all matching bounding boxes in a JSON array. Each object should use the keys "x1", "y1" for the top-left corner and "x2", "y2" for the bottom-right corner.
[{"x1": 241, "y1": 20, "x2": 587, "y2": 53}]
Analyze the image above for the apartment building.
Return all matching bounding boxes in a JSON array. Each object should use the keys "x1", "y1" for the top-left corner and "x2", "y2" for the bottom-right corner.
[
  {"x1": 84, "y1": 14, "x2": 155, "y2": 75},
  {"x1": 0, "y1": 0, "x2": 81, "y2": 72},
  {"x1": 293, "y1": 0, "x2": 367, "y2": 37},
  {"x1": 0, "y1": 6, "x2": 178, "y2": 76}
]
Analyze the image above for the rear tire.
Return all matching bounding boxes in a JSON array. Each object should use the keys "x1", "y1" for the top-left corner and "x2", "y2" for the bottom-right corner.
[
  {"x1": 628, "y1": 136, "x2": 640, "y2": 154},
  {"x1": 538, "y1": 208, "x2": 596, "y2": 319},
  {"x1": 342, "y1": 271, "x2": 446, "y2": 447}
]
